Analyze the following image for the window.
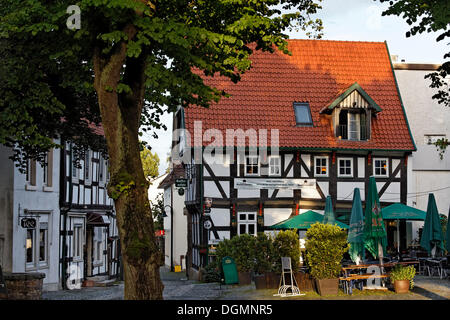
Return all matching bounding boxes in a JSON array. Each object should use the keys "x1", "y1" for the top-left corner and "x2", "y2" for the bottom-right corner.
[
  {"x1": 294, "y1": 102, "x2": 313, "y2": 126},
  {"x1": 338, "y1": 158, "x2": 353, "y2": 177},
  {"x1": 26, "y1": 229, "x2": 35, "y2": 266},
  {"x1": 245, "y1": 155, "x2": 259, "y2": 176},
  {"x1": 26, "y1": 159, "x2": 37, "y2": 187},
  {"x1": 314, "y1": 156, "x2": 328, "y2": 177},
  {"x1": 336, "y1": 110, "x2": 368, "y2": 141},
  {"x1": 238, "y1": 213, "x2": 257, "y2": 236},
  {"x1": 93, "y1": 228, "x2": 103, "y2": 266},
  {"x1": 43, "y1": 149, "x2": 53, "y2": 188},
  {"x1": 84, "y1": 150, "x2": 91, "y2": 183},
  {"x1": 73, "y1": 225, "x2": 83, "y2": 260},
  {"x1": 39, "y1": 223, "x2": 48, "y2": 266},
  {"x1": 373, "y1": 158, "x2": 388, "y2": 177},
  {"x1": 268, "y1": 156, "x2": 281, "y2": 176}
]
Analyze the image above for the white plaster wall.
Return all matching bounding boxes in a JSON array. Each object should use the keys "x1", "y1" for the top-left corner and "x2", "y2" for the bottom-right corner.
[
  {"x1": 209, "y1": 208, "x2": 230, "y2": 227},
  {"x1": 204, "y1": 180, "x2": 229, "y2": 198},
  {"x1": 284, "y1": 154, "x2": 293, "y2": 177},
  {"x1": 11, "y1": 144, "x2": 61, "y2": 291},
  {"x1": 337, "y1": 182, "x2": 365, "y2": 201},
  {"x1": 263, "y1": 208, "x2": 292, "y2": 227},
  {"x1": 202, "y1": 153, "x2": 231, "y2": 177}
]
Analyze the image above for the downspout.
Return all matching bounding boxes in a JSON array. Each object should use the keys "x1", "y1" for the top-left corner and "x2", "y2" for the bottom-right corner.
[
  {"x1": 170, "y1": 184, "x2": 174, "y2": 272},
  {"x1": 60, "y1": 141, "x2": 73, "y2": 289}
]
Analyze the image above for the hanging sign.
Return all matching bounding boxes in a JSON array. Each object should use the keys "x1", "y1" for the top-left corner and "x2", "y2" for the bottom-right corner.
[
  {"x1": 20, "y1": 218, "x2": 36, "y2": 229},
  {"x1": 234, "y1": 178, "x2": 316, "y2": 190},
  {"x1": 203, "y1": 220, "x2": 212, "y2": 230},
  {"x1": 175, "y1": 178, "x2": 187, "y2": 188}
]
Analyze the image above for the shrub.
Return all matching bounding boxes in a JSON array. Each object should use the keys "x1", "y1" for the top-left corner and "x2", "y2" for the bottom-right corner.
[
  {"x1": 254, "y1": 232, "x2": 275, "y2": 274},
  {"x1": 216, "y1": 234, "x2": 256, "y2": 272},
  {"x1": 390, "y1": 264, "x2": 416, "y2": 289},
  {"x1": 305, "y1": 223, "x2": 349, "y2": 280},
  {"x1": 203, "y1": 260, "x2": 222, "y2": 283},
  {"x1": 272, "y1": 230, "x2": 301, "y2": 273}
]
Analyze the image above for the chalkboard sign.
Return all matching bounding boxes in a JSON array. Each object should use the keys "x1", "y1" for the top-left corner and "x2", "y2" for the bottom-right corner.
[{"x1": 0, "y1": 265, "x2": 7, "y2": 296}]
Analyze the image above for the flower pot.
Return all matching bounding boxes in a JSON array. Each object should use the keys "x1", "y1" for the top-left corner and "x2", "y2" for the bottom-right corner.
[
  {"x1": 393, "y1": 280, "x2": 410, "y2": 294},
  {"x1": 254, "y1": 274, "x2": 266, "y2": 290},
  {"x1": 295, "y1": 271, "x2": 314, "y2": 292},
  {"x1": 314, "y1": 278, "x2": 339, "y2": 296},
  {"x1": 264, "y1": 272, "x2": 280, "y2": 289},
  {"x1": 238, "y1": 271, "x2": 252, "y2": 285}
]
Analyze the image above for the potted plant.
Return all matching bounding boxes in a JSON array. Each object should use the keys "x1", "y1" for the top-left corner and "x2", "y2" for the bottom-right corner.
[
  {"x1": 305, "y1": 223, "x2": 349, "y2": 296},
  {"x1": 271, "y1": 230, "x2": 301, "y2": 288},
  {"x1": 254, "y1": 232, "x2": 274, "y2": 289},
  {"x1": 389, "y1": 264, "x2": 416, "y2": 293},
  {"x1": 230, "y1": 234, "x2": 256, "y2": 285}
]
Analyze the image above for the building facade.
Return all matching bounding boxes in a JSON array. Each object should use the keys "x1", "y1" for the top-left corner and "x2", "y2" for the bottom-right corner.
[
  {"x1": 0, "y1": 143, "x2": 61, "y2": 291},
  {"x1": 394, "y1": 62, "x2": 450, "y2": 244},
  {"x1": 176, "y1": 40, "x2": 417, "y2": 276}
]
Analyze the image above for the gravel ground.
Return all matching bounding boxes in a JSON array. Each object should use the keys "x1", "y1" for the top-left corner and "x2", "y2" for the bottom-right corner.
[{"x1": 42, "y1": 270, "x2": 449, "y2": 300}]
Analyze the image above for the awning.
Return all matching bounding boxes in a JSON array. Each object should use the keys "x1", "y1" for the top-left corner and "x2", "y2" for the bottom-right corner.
[
  {"x1": 87, "y1": 212, "x2": 111, "y2": 226},
  {"x1": 269, "y1": 210, "x2": 349, "y2": 230},
  {"x1": 381, "y1": 203, "x2": 426, "y2": 221}
]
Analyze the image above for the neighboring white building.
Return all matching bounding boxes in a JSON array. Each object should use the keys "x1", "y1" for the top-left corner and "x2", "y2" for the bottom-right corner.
[
  {"x1": 394, "y1": 62, "x2": 450, "y2": 244},
  {"x1": 148, "y1": 173, "x2": 168, "y2": 205},
  {"x1": 158, "y1": 164, "x2": 187, "y2": 271},
  {"x1": 0, "y1": 143, "x2": 61, "y2": 291}
]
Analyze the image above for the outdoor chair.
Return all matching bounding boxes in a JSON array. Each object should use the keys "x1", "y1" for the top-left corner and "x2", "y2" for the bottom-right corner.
[{"x1": 273, "y1": 257, "x2": 305, "y2": 298}]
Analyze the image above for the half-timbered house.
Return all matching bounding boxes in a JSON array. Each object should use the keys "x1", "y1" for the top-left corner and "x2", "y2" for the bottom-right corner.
[
  {"x1": 59, "y1": 136, "x2": 120, "y2": 288},
  {"x1": 176, "y1": 40, "x2": 417, "y2": 277}
]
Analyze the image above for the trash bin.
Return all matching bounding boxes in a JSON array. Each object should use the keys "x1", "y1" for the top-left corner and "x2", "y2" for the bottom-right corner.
[{"x1": 221, "y1": 256, "x2": 238, "y2": 285}]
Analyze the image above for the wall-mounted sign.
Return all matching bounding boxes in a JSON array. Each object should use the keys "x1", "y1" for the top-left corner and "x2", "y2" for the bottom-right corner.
[
  {"x1": 20, "y1": 218, "x2": 36, "y2": 229},
  {"x1": 234, "y1": 178, "x2": 316, "y2": 190},
  {"x1": 177, "y1": 188, "x2": 185, "y2": 196},
  {"x1": 204, "y1": 198, "x2": 212, "y2": 208},
  {"x1": 175, "y1": 178, "x2": 187, "y2": 188},
  {"x1": 203, "y1": 220, "x2": 212, "y2": 230}
]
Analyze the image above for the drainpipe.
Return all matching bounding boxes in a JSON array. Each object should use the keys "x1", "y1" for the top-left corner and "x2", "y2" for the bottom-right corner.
[
  {"x1": 170, "y1": 185, "x2": 174, "y2": 272},
  {"x1": 61, "y1": 141, "x2": 73, "y2": 289}
]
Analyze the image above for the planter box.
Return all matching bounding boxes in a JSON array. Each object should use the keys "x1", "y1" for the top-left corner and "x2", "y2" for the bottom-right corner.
[
  {"x1": 1, "y1": 272, "x2": 45, "y2": 300},
  {"x1": 393, "y1": 280, "x2": 410, "y2": 294},
  {"x1": 254, "y1": 274, "x2": 266, "y2": 290},
  {"x1": 315, "y1": 278, "x2": 339, "y2": 296},
  {"x1": 238, "y1": 271, "x2": 252, "y2": 285}
]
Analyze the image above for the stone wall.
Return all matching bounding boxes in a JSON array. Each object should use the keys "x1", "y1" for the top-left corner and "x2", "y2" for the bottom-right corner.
[{"x1": 1, "y1": 272, "x2": 45, "y2": 300}]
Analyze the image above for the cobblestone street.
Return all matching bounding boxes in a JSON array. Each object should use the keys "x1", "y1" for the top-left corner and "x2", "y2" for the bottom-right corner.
[{"x1": 42, "y1": 268, "x2": 450, "y2": 300}]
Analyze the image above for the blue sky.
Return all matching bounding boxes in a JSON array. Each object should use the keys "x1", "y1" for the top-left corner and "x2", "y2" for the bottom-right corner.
[{"x1": 146, "y1": 0, "x2": 447, "y2": 174}]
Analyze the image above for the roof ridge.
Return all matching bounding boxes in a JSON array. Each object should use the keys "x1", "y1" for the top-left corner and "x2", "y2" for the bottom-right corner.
[{"x1": 286, "y1": 38, "x2": 386, "y2": 44}]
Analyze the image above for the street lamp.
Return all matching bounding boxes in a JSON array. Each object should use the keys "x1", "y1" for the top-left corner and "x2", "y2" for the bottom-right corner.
[{"x1": 164, "y1": 204, "x2": 174, "y2": 272}]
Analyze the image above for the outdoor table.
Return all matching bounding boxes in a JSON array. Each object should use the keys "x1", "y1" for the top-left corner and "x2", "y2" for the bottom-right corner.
[{"x1": 425, "y1": 258, "x2": 447, "y2": 279}]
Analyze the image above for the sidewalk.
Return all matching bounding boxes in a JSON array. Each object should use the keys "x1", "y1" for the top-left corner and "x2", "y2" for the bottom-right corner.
[{"x1": 42, "y1": 269, "x2": 449, "y2": 300}]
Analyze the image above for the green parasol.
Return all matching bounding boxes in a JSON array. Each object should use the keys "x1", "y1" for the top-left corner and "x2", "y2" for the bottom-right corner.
[
  {"x1": 420, "y1": 193, "x2": 444, "y2": 256},
  {"x1": 446, "y1": 206, "x2": 450, "y2": 253},
  {"x1": 347, "y1": 188, "x2": 365, "y2": 264},
  {"x1": 269, "y1": 210, "x2": 348, "y2": 230},
  {"x1": 322, "y1": 195, "x2": 336, "y2": 225},
  {"x1": 363, "y1": 176, "x2": 387, "y2": 261},
  {"x1": 381, "y1": 203, "x2": 426, "y2": 221}
]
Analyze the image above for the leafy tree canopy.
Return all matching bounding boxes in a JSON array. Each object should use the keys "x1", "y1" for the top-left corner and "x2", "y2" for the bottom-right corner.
[{"x1": 140, "y1": 145, "x2": 160, "y2": 180}]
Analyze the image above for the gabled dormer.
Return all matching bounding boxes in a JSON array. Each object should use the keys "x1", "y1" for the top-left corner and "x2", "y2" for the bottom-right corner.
[{"x1": 320, "y1": 82, "x2": 382, "y2": 141}]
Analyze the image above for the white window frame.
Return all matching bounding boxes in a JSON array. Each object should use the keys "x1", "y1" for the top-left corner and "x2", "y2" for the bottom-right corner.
[
  {"x1": 373, "y1": 158, "x2": 388, "y2": 177},
  {"x1": 268, "y1": 155, "x2": 281, "y2": 176},
  {"x1": 314, "y1": 156, "x2": 329, "y2": 177},
  {"x1": 43, "y1": 149, "x2": 54, "y2": 191},
  {"x1": 93, "y1": 228, "x2": 104, "y2": 267},
  {"x1": 25, "y1": 213, "x2": 50, "y2": 271},
  {"x1": 338, "y1": 157, "x2": 353, "y2": 177},
  {"x1": 237, "y1": 212, "x2": 257, "y2": 236},
  {"x1": 25, "y1": 228, "x2": 36, "y2": 270},
  {"x1": 348, "y1": 112, "x2": 361, "y2": 141},
  {"x1": 38, "y1": 222, "x2": 49, "y2": 268},
  {"x1": 245, "y1": 155, "x2": 260, "y2": 176},
  {"x1": 25, "y1": 159, "x2": 38, "y2": 191}
]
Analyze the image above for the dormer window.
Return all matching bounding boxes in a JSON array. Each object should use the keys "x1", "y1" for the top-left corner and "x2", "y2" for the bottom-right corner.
[
  {"x1": 320, "y1": 83, "x2": 382, "y2": 142},
  {"x1": 294, "y1": 102, "x2": 313, "y2": 126}
]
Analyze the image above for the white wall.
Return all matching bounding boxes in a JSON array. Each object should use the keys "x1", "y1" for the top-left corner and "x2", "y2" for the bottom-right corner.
[{"x1": 395, "y1": 66, "x2": 450, "y2": 243}]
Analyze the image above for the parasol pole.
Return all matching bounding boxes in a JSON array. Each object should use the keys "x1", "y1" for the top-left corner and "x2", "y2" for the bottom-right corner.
[
  {"x1": 397, "y1": 219, "x2": 400, "y2": 255},
  {"x1": 378, "y1": 242, "x2": 384, "y2": 275}
]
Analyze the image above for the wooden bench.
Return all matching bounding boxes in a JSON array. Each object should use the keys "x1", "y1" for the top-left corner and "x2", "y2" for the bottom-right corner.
[{"x1": 339, "y1": 274, "x2": 389, "y2": 295}]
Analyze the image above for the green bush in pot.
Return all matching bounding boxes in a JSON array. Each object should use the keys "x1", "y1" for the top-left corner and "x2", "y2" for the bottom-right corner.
[
  {"x1": 272, "y1": 230, "x2": 301, "y2": 273},
  {"x1": 305, "y1": 223, "x2": 349, "y2": 295},
  {"x1": 390, "y1": 264, "x2": 416, "y2": 293}
]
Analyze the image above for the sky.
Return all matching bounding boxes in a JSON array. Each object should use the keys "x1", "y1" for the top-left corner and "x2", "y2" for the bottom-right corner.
[{"x1": 145, "y1": 0, "x2": 448, "y2": 175}]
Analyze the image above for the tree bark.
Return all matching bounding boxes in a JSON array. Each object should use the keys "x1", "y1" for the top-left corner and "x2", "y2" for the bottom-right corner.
[{"x1": 93, "y1": 24, "x2": 164, "y2": 300}]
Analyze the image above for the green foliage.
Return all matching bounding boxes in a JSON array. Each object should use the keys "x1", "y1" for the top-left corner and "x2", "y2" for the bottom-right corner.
[
  {"x1": 254, "y1": 232, "x2": 275, "y2": 274},
  {"x1": 202, "y1": 260, "x2": 222, "y2": 283},
  {"x1": 305, "y1": 223, "x2": 349, "y2": 280},
  {"x1": 389, "y1": 264, "x2": 416, "y2": 289},
  {"x1": 273, "y1": 230, "x2": 301, "y2": 273},
  {"x1": 150, "y1": 193, "x2": 165, "y2": 231},
  {"x1": 140, "y1": 145, "x2": 160, "y2": 180},
  {"x1": 216, "y1": 234, "x2": 256, "y2": 272},
  {"x1": 0, "y1": 0, "x2": 323, "y2": 168}
]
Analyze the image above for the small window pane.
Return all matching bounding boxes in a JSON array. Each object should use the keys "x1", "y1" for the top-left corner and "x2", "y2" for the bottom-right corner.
[
  {"x1": 26, "y1": 229, "x2": 34, "y2": 263},
  {"x1": 239, "y1": 224, "x2": 246, "y2": 235},
  {"x1": 239, "y1": 214, "x2": 246, "y2": 221},
  {"x1": 248, "y1": 214, "x2": 255, "y2": 221},
  {"x1": 248, "y1": 224, "x2": 255, "y2": 235}
]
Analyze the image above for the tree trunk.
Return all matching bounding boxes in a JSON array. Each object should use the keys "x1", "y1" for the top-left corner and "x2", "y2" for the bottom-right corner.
[{"x1": 92, "y1": 25, "x2": 164, "y2": 300}]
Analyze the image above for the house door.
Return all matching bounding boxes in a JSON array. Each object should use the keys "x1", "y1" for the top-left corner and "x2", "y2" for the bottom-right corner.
[{"x1": 86, "y1": 227, "x2": 93, "y2": 277}]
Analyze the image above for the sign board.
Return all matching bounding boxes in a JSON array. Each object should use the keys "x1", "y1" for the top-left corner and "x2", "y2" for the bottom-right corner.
[
  {"x1": 204, "y1": 207, "x2": 211, "y2": 214},
  {"x1": 0, "y1": 265, "x2": 7, "y2": 296},
  {"x1": 20, "y1": 218, "x2": 36, "y2": 229},
  {"x1": 177, "y1": 188, "x2": 185, "y2": 196},
  {"x1": 234, "y1": 178, "x2": 316, "y2": 190},
  {"x1": 203, "y1": 220, "x2": 212, "y2": 230},
  {"x1": 175, "y1": 178, "x2": 187, "y2": 188}
]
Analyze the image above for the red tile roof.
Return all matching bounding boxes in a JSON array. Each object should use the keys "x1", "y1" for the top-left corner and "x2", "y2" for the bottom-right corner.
[{"x1": 184, "y1": 40, "x2": 415, "y2": 151}]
